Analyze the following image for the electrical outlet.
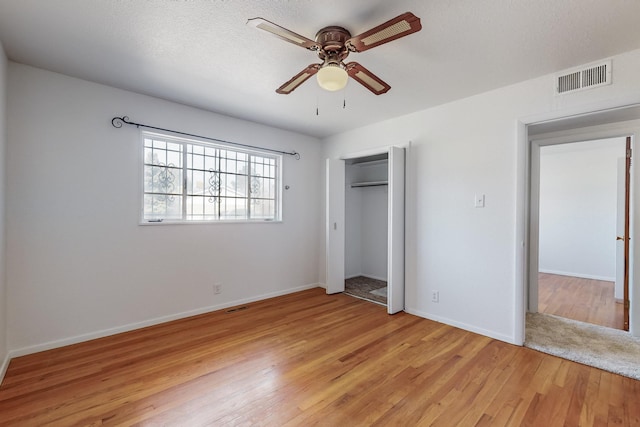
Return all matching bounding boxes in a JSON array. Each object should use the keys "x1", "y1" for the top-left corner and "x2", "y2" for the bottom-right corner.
[
  {"x1": 431, "y1": 290, "x2": 439, "y2": 303},
  {"x1": 214, "y1": 284, "x2": 222, "y2": 295}
]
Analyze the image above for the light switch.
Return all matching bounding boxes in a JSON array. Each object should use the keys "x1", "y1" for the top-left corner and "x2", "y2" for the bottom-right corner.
[{"x1": 475, "y1": 194, "x2": 485, "y2": 208}]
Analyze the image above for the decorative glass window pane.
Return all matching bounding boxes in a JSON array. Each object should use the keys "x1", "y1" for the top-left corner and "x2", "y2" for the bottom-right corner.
[{"x1": 141, "y1": 132, "x2": 281, "y2": 222}]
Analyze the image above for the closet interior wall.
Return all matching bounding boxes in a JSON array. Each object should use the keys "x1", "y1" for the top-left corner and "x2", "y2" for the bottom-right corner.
[{"x1": 345, "y1": 158, "x2": 389, "y2": 282}]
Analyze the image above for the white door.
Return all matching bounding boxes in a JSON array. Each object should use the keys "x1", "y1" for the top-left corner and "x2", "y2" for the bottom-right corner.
[
  {"x1": 387, "y1": 147, "x2": 406, "y2": 314},
  {"x1": 326, "y1": 158, "x2": 345, "y2": 294}
]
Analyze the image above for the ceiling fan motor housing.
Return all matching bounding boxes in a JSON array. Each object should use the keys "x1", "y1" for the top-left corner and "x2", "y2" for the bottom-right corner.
[{"x1": 315, "y1": 26, "x2": 351, "y2": 63}]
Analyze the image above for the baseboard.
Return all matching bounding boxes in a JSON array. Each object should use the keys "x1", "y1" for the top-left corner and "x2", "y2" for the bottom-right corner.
[
  {"x1": 8, "y1": 283, "x2": 322, "y2": 359},
  {"x1": 346, "y1": 273, "x2": 387, "y2": 282},
  {"x1": 539, "y1": 269, "x2": 615, "y2": 282},
  {"x1": 404, "y1": 307, "x2": 517, "y2": 345},
  {"x1": 0, "y1": 351, "x2": 10, "y2": 386}
]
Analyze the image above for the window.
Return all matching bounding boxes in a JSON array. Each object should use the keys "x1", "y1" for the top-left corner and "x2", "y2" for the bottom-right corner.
[{"x1": 142, "y1": 131, "x2": 281, "y2": 222}]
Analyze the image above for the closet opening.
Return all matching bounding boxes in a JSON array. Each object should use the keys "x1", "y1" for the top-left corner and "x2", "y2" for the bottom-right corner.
[
  {"x1": 325, "y1": 145, "x2": 405, "y2": 314},
  {"x1": 345, "y1": 153, "x2": 390, "y2": 306}
]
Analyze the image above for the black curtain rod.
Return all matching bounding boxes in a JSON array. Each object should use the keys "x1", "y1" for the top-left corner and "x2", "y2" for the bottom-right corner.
[{"x1": 111, "y1": 116, "x2": 300, "y2": 159}]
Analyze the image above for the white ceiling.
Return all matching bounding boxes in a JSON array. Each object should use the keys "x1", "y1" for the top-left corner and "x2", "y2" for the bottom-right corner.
[{"x1": 2, "y1": 0, "x2": 640, "y2": 139}]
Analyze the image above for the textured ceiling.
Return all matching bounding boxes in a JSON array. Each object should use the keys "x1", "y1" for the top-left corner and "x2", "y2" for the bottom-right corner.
[{"x1": 1, "y1": 0, "x2": 640, "y2": 138}]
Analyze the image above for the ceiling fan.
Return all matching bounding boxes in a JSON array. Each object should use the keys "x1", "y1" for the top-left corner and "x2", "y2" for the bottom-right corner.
[{"x1": 247, "y1": 12, "x2": 422, "y2": 95}]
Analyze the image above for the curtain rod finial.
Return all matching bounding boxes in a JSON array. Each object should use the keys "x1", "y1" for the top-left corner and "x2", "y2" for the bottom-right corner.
[
  {"x1": 111, "y1": 116, "x2": 123, "y2": 128},
  {"x1": 111, "y1": 116, "x2": 131, "y2": 128}
]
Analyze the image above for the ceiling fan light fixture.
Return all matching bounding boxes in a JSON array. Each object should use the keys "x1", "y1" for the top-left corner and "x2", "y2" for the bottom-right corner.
[{"x1": 316, "y1": 63, "x2": 348, "y2": 91}]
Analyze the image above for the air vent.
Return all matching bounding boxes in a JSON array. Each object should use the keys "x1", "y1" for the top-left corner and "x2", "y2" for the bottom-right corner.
[{"x1": 556, "y1": 60, "x2": 611, "y2": 95}]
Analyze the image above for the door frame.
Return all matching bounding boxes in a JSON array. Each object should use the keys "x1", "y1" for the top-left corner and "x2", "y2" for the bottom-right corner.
[
  {"x1": 325, "y1": 144, "x2": 407, "y2": 314},
  {"x1": 524, "y1": 118, "x2": 640, "y2": 337}
]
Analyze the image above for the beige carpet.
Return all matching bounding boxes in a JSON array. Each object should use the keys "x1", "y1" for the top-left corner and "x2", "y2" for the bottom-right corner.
[{"x1": 525, "y1": 312, "x2": 640, "y2": 380}]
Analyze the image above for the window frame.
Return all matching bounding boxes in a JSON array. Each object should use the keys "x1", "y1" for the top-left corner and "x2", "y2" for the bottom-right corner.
[{"x1": 140, "y1": 130, "x2": 283, "y2": 224}]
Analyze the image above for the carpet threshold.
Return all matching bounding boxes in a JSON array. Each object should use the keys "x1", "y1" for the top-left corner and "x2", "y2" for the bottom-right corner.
[{"x1": 525, "y1": 312, "x2": 640, "y2": 381}]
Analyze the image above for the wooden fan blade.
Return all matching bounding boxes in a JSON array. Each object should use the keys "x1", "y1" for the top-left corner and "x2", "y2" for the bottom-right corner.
[
  {"x1": 346, "y1": 12, "x2": 422, "y2": 52},
  {"x1": 247, "y1": 17, "x2": 320, "y2": 51},
  {"x1": 345, "y1": 62, "x2": 391, "y2": 95},
  {"x1": 276, "y1": 64, "x2": 321, "y2": 94}
]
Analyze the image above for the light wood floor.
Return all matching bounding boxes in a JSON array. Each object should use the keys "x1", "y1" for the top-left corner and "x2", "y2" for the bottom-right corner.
[
  {"x1": 538, "y1": 273, "x2": 624, "y2": 330},
  {"x1": 1, "y1": 288, "x2": 638, "y2": 426}
]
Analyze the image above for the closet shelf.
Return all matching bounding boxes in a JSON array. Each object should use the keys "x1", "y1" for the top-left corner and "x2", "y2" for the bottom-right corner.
[
  {"x1": 353, "y1": 159, "x2": 388, "y2": 167},
  {"x1": 350, "y1": 180, "x2": 388, "y2": 188}
]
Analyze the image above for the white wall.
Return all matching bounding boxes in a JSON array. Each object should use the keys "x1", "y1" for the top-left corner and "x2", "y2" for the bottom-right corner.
[
  {"x1": 539, "y1": 139, "x2": 625, "y2": 281},
  {"x1": 360, "y1": 187, "x2": 388, "y2": 280},
  {"x1": 321, "y1": 48, "x2": 640, "y2": 343},
  {"x1": 6, "y1": 63, "x2": 322, "y2": 354},
  {"x1": 0, "y1": 42, "x2": 8, "y2": 381}
]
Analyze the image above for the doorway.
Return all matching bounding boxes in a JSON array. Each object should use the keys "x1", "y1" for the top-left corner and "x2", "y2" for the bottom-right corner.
[
  {"x1": 526, "y1": 116, "x2": 639, "y2": 337},
  {"x1": 344, "y1": 154, "x2": 390, "y2": 305},
  {"x1": 536, "y1": 138, "x2": 627, "y2": 330},
  {"x1": 325, "y1": 146, "x2": 406, "y2": 314}
]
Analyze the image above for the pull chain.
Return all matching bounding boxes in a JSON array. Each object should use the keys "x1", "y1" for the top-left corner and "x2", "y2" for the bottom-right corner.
[{"x1": 343, "y1": 84, "x2": 347, "y2": 109}]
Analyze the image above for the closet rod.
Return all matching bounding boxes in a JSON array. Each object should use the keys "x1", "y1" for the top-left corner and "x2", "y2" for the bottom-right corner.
[
  {"x1": 350, "y1": 181, "x2": 388, "y2": 188},
  {"x1": 111, "y1": 116, "x2": 300, "y2": 159}
]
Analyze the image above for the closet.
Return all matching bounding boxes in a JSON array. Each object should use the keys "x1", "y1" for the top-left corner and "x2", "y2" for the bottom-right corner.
[
  {"x1": 345, "y1": 154, "x2": 389, "y2": 305},
  {"x1": 326, "y1": 146, "x2": 405, "y2": 314}
]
